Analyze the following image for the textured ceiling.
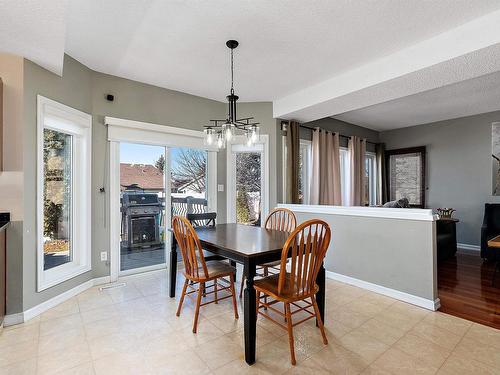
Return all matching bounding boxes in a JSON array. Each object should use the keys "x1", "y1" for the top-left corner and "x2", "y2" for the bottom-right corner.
[
  {"x1": 0, "y1": 0, "x2": 66, "y2": 75},
  {"x1": 64, "y1": 0, "x2": 500, "y2": 102},
  {"x1": 334, "y1": 71, "x2": 500, "y2": 131},
  {"x1": 2, "y1": 0, "x2": 500, "y2": 129}
]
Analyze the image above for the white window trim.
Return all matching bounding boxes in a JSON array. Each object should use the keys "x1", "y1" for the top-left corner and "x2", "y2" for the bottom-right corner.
[
  {"x1": 37, "y1": 95, "x2": 92, "y2": 291},
  {"x1": 226, "y1": 135, "x2": 270, "y2": 224},
  {"x1": 106, "y1": 117, "x2": 218, "y2": 280}
]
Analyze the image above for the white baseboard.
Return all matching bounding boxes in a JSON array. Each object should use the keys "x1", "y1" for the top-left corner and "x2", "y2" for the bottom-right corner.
[
  {"x1": 457, "y1": 243, "x2": 480, "y2": 251},
  {"x1": 93, "y1": 276, "x2": 112, "y2": 286},
  {"x1": 4, "y1": 275, "x2": 112, "y2": 327},
  {"x1": 325, "y1": 271, "x2": 440, "y2": 311},
  {"x1": 23, "y1": 279, "x2": 95, "y2": 322}
]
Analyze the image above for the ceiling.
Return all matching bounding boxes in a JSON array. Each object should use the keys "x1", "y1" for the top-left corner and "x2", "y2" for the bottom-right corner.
[
  {"x1": 2, "y1": 0, "x2": 500, "y2": 129},
  {"x1": 334, "y1": 70, "x2": 500, "y2": 131}
]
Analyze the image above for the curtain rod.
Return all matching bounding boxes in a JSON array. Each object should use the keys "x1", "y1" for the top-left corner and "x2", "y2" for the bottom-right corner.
[{"x1": 281, "y1": 121, "x2": 378, "y2": 146}]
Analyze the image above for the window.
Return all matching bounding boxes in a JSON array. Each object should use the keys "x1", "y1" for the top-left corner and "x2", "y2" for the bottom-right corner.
[
  {"x1": 340, "y1": 148, "x2": 350, "y2": 205},
  {"x1": 298, "y1": 140, "x2": 312, "y2": 204},
  {"x1": 365, "y1": 152, "x2": 377, "y2": 206},
  {"x1": 386, "y1": 147, "x2": 426, "y2": 207},
  {"x1": 37, "y1": 96, "x2": 92, "y2": 291}
]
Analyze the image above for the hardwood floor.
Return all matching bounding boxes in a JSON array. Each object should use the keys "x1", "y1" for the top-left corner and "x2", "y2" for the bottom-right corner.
[{"x1": 438, "y1": 250, "x2": 500, "y2": 329}]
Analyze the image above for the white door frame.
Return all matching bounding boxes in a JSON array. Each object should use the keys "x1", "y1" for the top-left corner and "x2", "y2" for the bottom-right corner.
[
  {"x1": 106, "y1": 117, "x2": 218, "y2": 281},
  {"x1": 226, "y1": 135, "x2": 269, "y2": 224}
]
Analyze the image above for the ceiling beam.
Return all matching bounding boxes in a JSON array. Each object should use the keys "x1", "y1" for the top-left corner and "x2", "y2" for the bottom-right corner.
[{"x1": 273, "y1": 9, "x2": 500, "y2": 122}]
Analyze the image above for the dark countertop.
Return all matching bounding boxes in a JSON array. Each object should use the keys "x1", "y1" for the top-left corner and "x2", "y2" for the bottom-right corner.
[{"x1": 0, "y1": 212, "x2": 10, "y2": 231}]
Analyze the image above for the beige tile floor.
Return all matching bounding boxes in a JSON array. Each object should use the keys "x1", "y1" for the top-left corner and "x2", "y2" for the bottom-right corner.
[{"x1": 1, "y1": 269, "x2": 499, "y2": 375}]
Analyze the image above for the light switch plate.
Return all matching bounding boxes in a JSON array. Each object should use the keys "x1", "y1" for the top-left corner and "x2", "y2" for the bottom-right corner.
[
  {"x1": 217, "y1": 184, "x2": 224, "y2": 192},
  {"x1": 100, "y1": 252, "x2": 108, "y2": 261}
]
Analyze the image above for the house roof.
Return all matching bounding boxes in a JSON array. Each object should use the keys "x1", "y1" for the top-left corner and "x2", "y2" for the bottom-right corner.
[{"x1": 120, "y1": 163, "x2": 164, "y2": 191}]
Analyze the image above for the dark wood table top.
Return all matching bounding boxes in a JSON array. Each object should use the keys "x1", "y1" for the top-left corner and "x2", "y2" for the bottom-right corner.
[{"x1": 195, "y1": 223, "x2": 290, "y2": 258}]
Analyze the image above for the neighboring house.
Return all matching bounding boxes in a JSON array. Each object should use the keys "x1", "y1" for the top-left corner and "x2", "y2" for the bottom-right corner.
[
  {"x1": 171, "y1": 174, "x2": 205, "y2": 197},
  {"x1": 120, "y1": 163, "x2": 164, "y2": 193}
]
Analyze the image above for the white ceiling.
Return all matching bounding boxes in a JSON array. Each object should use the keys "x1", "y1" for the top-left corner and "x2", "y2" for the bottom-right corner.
[
  {"x1": 64, "y1": 0, "x2": 500, "y2": 103},
  {"x1": 0, "y1": 0, "x2": 66, "y2": 75},
  {"x1": 2, "y1": 0, "x2": 500, "y2": 129},
  {"x1": 334, "y1": 70, "x2": 500, "y2": 131}
]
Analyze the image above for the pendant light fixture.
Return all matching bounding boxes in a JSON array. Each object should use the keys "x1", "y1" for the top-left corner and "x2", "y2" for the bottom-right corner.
[{"x1": 204, "y1": 40, "x2": 260, "y2": 149}]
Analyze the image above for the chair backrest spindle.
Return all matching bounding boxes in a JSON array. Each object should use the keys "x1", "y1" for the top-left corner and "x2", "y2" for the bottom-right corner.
[
  {"x1": 172, "y1": 216, "x2": 209, "y2": 280},
  {"x1": 265, "y1": 208, "x2": 297, "y2": 232},
  {"x1": 278, "y1": 219, "x2": 331, "y2": 297}
]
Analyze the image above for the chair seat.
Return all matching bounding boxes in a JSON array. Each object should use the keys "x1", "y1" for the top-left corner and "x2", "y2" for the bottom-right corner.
[
  {"x1": 195, "y1": 260, "x2": 236, "y2": 280},
  {"x1": 254, "y1": 273, "x2": 319, "y2": 302}
]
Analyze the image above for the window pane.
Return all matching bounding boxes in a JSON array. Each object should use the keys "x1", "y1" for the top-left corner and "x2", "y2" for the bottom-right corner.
[
  {"x1": 236, "y1": 153, "x2": 261, "y2": 225},
  {"x1": 340, "y1": 149, "x2": 350, "y2": 205},
  {"x1": 43, "y1": 129, "x2": 72, "y2": 270},
  {"x1": 364, "y1": 157, "x2": 370, "y2": 205},
  {"x1": 389, "y1": 153, "x2": 422, "y2": 205},
  {"x1": 170, "y1": 148, "x2": 208, "y2": 219},
  {"x1": 171, "y1": 148, "x2": 207, "y2": 201},
  {"x1": 119, "y1": 143, "x2": 166, "y2": 271},
  {"x1": 298, "y1": 147, "x2": 304, "y2": 203}
]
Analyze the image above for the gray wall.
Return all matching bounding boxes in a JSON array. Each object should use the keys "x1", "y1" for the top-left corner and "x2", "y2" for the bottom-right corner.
[
  {"x1": 291, "y1": 210, "x2": 437, "y2": 303},
  {"x1": 12, "y1": 54, "x2": 277, "y2": 313},
  {"x1": 23, "y1": 56, "x2": 94, "y2": 309},
  {"x1": 380, "y1": 111, "x2": 500, "y2": 246}
]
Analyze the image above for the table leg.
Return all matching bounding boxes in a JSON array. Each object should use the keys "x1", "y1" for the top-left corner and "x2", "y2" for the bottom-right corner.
[
  {"x1": 315, "y1": 262, "x2": 325, "y2": 326},
  {"x1": 244, "y1": 259, "x2": 257, "y2": 365},
  {"x1": 169, "y1": 235, "x2": 178, "y2": 298}
]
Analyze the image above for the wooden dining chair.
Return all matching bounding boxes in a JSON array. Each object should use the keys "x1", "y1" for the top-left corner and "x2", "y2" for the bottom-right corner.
[
  {"x1": 172, "y1": 216, "x2": 239, "y2": 333},
  {"x1": 253, "y1": 219, "x2": 331, "y2": 365},
  {"x1": 240, "y1": 208, "x2": 297, "y2": 298}
]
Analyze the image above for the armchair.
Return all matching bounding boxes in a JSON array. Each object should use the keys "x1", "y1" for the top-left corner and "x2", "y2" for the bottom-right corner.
[{"x1": 480, "y1": 203, "x2": 500, "y2": 260}]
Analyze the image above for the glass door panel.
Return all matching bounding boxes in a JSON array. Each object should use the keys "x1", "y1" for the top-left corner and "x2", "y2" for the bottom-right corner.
[
  {"x1": 235, "y1": 152, "x2": 262, "y2": 226},
  {"x1": 170, "y1": 147, "x2": 208, "y2": 218},
  {"x1": 119, "y1": 143, "x2": 166, "y2": 273}
]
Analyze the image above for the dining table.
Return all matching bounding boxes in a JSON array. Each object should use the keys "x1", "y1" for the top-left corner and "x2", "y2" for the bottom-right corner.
[{"x1": 168, "y1": 223, "x2": 326, "y2": 365}]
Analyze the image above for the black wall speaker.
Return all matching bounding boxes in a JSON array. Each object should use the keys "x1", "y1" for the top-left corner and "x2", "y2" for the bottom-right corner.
[{"x1": 106, "y1": 94, "x2": 114, "y2": 102}]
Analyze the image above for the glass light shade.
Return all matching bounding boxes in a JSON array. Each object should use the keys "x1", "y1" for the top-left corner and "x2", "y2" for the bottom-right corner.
[
  {"x1": 223, "y1": 122, "x2": 234, "y2": 141},
  {"x1": 204, "y1": 128, "x2": 214, "y2": 145},
  {"x1": 217, "y1": 133, "x2": 225, "y2": 149},
  {"x1": 250, "y1": 125, "x2": 260, "y2": 143},
  {"x1": 246, "y1": 130, "x2": 253, "y2": 146}
]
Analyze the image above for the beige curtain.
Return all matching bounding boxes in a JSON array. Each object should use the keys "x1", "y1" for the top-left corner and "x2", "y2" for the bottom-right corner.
[
  {"x1": 310, "y1": 128, "x2": 341, "y2": 205},
  {"x1": 348, "y1": 136, "x2": 367, "y2": 206},
  {"x1": 285, "y1": 121, "x2": 300, "y2": 203}
]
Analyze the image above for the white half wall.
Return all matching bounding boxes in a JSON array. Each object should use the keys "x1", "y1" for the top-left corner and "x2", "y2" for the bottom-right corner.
[{"x1": 280, "y1": 204, "x2": 439, "y2": 310}]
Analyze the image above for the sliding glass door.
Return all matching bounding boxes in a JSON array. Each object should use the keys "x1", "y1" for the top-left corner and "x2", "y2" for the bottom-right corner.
[
  {"x1": 119, "y1": 142, "x2": 166, "y2": 274},
  {"x1": 112, "y1": 141, "x2": 215, "y2": 278}
]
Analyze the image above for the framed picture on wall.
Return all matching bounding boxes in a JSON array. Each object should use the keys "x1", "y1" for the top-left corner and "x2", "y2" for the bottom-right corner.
[{"x1": 385, "y1": 147, "x2": 426, "y2": 208}]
